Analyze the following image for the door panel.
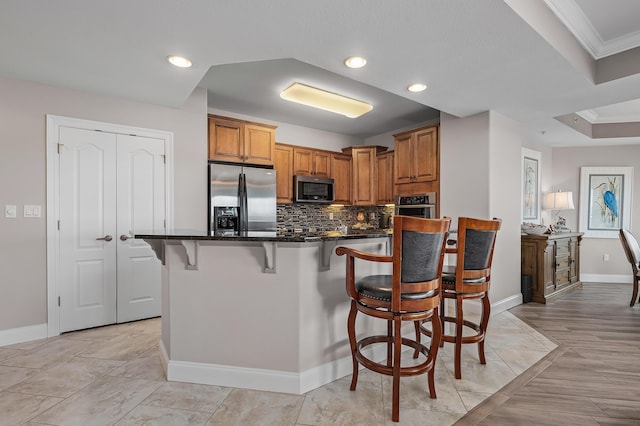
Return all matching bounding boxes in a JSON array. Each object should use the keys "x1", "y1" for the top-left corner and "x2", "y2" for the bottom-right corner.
[
  {"x1": 58, "y1": 127, "x2": 165, "y2": 332},
  {"x1": 116, "y1": 134, "x2": 165, "y2": 323},
  {"x1": 59, "y1": 127, "x2": 117, "y2": 332}
]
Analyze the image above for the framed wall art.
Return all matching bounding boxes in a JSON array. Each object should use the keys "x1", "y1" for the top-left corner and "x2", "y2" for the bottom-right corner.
[
  {"x1": 579, "y1": 166, "x2": 633, "y2": 238},
  {"x1": 522, "y1": 148, "x2": 541, "y2": 223}
]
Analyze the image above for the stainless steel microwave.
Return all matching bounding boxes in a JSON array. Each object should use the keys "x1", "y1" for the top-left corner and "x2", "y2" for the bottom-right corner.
[{"x1": 294, "y1": 175, "x2": 335, "y2": 203}]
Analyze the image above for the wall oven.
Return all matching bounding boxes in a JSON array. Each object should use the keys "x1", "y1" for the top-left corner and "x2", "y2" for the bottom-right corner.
[{"x1": 394, "y1": 193, "x2": 437, "y2": 218}]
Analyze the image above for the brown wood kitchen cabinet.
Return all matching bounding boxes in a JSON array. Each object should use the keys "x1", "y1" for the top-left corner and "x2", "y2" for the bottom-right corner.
[
  {"x1": 376, "y1": 151, "x2": 394, "y2": 205},
  {"x1": 274, "y1": 143, "x2": 294, "y2": 204},
  {"x1": 332, "y1": 153, "x2": 352, "y2": 204},
  {"x1": 208, "y1": 115, "x2": 276, "y2": 166},
  {"x1": 521, "y1": 232, "x2": 582, "y2": 304},
  {"x1": 293, "y1": 147, "x2": 332, "y2": 178},
  {"x1": 348, "y1": 146, "x2": 383, "y2": 206},
  {"x1": 394, "y1": 124, "x2": 438, "y2": 189}
]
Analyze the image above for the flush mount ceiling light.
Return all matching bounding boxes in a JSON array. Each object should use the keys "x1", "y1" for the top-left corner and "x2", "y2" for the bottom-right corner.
[
  {"x1": 167, "y1": 55, "x2": 192, "y2": 68},
  {"x1": 344, "y1": 56, "x2": 367, "y2": 69},
  {"x1": 280, "y1": 82, "x2": 373, "y2": 118},
  {"x1": 407, "y1": 83, "x2": 427, "y2": 93}
]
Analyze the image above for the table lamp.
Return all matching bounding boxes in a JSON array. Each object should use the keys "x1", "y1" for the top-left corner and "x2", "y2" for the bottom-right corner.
[{"x1": 543, "y1": 191, "x2": 575, "y2": 232}]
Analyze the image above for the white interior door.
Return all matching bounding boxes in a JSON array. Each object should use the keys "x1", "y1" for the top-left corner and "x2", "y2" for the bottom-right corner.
[
  {"x1": 116, "y1": 134, "x2": 164, "y2": 323},
  {"x1": 57, "y1": 126, "x2": 165, "y2": 333},
  {"x1": 59, "y1": 127, "x2": 117, "y2": 332}
]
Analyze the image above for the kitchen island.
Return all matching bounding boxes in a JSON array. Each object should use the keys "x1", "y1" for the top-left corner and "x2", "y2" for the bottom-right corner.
[{"x1": 136, "y1": 230, "x2": 394, "y2": 394}]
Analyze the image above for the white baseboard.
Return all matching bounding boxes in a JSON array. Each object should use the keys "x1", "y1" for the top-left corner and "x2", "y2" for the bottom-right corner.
[
  {"x1": 581, "y1": 274, "x2": 632, "y2": 284},
  {"x1": 166, "y1": 342, "x2": 389, "y2": 395},
  {"x1": 492, "y1": 293, "x2": 523, "y2": 314},
  {"x1": 0, "y1": 323, "x2": 48, "y2": 347}
]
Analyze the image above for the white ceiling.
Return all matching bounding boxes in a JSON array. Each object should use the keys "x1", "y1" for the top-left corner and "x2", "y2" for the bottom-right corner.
[{"x1": 1, "y1": 0, "x2": 639, "y2": 146}]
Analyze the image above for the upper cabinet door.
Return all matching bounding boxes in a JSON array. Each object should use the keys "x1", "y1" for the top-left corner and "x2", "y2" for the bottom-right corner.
[
  {"x1": 332, "y1": 153, "x2": 352, "y2": 205},
  {"x1": 274, "y1": 143, "x2": 294, "y2": 204},
  {"x1": 244, "y1": 124, "x2": 275, "y2": 166},
  {"x1": 209, "y1": 118, "x2": 244, "y2": 162},
  {"x1": 393, "y1": 124, "x2": 439, "y2": 186},
  {"x1": 208, "y1": 115, "x2": 276, "y2": 166},
  {"x1": 413, "y1": 126, "x2": 438, "y2": 182},
  {"x1": 352, "y1": 147, "x2": 376, "y2": 206},
  {"x1": 293, "y1": 148, "x2": 313, "y2": 175},
  {"x1": 376, "y1": 151, "x2": 394, "y2": 204},
  {"x1": 393, "y1": 134, "x2": 413, "y2": 184},
  {"x1": 293, "y1": 147, "x2": 332, "y2": 177},
  {"x1": 312, "y1": 151, "x2": 332, "y2": 178}
]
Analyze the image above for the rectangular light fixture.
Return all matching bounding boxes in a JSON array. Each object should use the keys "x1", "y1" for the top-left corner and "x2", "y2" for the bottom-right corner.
[{"x1": 280, "y1": 82, "x2": 373, "y2": 118}]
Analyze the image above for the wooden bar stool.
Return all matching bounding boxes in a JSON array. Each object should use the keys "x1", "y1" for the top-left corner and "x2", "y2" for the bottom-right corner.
[
  {"x1": 418, "y1": 217, "x2": 501, "y2": 379},
  {"x1": 335, "y1": 215, "x2": 450, "y2": 422}
]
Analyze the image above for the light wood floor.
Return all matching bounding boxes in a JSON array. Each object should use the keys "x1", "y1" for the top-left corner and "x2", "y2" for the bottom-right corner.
[{"x1": 457, "y1": 282, "x2": 640, "y2": 425}]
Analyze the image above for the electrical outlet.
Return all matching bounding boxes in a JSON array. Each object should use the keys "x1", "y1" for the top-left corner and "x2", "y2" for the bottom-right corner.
[
  {"x1": 603, "y1": 253, "x2": 610, "y2": 262},
  {"x1": 329, "y1": 212, "x2": 334, "y2": 220},
  {"x1": 370, "y1": 212, "x2": 376, "y2": 221}
]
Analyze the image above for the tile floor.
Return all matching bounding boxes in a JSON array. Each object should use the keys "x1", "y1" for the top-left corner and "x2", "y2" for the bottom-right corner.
[{"x1": 0, "y1": 311, "x2": 555, "y2": 425}]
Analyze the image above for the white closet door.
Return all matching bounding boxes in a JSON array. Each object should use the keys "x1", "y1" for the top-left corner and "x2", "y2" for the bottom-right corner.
[
  {"x1": 115, "y1": 134, "x2": 165, "y2": 323},
  {"x1": 59, "y1": 127, "x2": 117, "y2": 332}
]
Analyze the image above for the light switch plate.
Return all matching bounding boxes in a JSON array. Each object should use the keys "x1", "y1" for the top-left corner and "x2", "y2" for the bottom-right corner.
[
  {"x1": 24, "y1": 204, "x2": 42, "y2": 218},
  {"x1": 5, "y1": 204, "x2": 17, "y2": 218}
]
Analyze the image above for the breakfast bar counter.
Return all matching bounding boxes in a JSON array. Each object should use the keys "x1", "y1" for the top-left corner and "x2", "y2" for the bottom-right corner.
[{"x1": 136, "y1": 230, "x2": 394, "y2": 394}]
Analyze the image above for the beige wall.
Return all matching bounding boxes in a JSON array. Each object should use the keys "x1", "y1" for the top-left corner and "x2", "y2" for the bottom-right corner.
[
  {"x1": 0, "y1": 76, "x2": 207, "y2": 332},
  {"x1": 552, "y1": 145, "x2": 640, "y2": 279},
  {"x1": 488, "y1": 111, "x2": 527, "y2": 303},
  {"x1": 440, "y1": 111, "x2": 522, "y2": 307}
]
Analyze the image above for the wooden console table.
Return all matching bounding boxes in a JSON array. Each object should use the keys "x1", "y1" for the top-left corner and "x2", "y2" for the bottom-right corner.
[{"x1": 521, "y1": 232, "x2": 583, "y2": 304}]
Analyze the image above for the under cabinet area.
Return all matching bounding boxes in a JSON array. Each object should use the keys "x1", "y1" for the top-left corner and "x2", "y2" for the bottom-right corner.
[
  {"x1": 521, "y1": 232, "x2": 582, "y2": 304},
  {"x1": 208, "y1": 115, "x2": 276, "y2": 166}
]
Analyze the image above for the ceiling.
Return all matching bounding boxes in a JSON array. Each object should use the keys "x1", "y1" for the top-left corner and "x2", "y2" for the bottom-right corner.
[{"x1": 1, "y1": 0, "x2": 639, "y2": 146}]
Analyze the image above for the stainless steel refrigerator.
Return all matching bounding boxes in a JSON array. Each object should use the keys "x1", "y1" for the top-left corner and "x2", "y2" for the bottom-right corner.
[{"x1": 208, "y1": 162, "x2": 277, "y2": 235}]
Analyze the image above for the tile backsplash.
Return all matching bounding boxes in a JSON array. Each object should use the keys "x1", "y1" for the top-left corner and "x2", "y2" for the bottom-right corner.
[{"x1": 277, "y1": 204, "x2": 394, "y2": 233}]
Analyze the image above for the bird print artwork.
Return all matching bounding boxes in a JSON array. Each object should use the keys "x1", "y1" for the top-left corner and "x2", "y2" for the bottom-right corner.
[
  {"x1": 603, "y1": 189, "x2": 618, "y2": 217},
  {"x1": 594, "y1": 177, "x2": 619, "y2": 226}
]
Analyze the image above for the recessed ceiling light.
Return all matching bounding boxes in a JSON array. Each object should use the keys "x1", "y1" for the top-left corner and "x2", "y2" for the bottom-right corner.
[
  {"x1": 167, "y1": 55, "x2": 192, "y2": 68},
  {"x1": 407, "y1": 83, "x2": 427, "y2": 93},
  {"x1": 344, "y1": 56, "x2": 367, "y2": 69},
  {"x1": 280, "y1": 82, "x2": 373, "y2": 118}
]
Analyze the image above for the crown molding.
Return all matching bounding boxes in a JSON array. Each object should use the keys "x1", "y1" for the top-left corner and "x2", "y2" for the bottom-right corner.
[{"x1": 544, "y1": 0, "x2": 640, "y2": 59}]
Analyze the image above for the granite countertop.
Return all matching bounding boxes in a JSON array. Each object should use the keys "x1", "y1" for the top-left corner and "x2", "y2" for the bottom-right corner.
[{"x1": 134, "y1": 228, "x2": 393, "y2": 243}]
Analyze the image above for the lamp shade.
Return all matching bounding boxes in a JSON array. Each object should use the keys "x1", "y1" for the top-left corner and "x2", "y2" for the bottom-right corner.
[{"x1": 543, "y1": 191, "x2": 575, "y2": 210}]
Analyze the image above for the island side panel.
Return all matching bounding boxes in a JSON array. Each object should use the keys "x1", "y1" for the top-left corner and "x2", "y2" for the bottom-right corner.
[
  {"x1": 297, "y1": 238, "x2": 392, "y2": 372},
  {"x1": 166, "y1": 241, "x2": 300, "y2": 372}
]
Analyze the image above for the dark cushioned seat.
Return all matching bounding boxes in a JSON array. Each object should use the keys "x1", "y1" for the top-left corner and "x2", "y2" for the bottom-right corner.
[{"x1": 356, "y1": 275, "x2": 436, "y2": 301}]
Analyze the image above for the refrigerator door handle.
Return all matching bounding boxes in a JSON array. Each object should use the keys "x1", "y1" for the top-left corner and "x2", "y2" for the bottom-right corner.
[{"x1": 239, "y1": 173, "x2": 249, "y2": 232}]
